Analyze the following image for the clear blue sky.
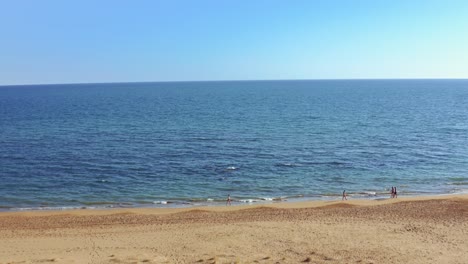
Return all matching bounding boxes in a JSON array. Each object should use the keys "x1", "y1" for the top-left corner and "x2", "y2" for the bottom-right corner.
[{"x1": 1, "y1": 0, "x2": 467, "y2": 85}]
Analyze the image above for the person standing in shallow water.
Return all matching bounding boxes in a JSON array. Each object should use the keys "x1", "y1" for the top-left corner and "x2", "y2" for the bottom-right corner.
[
  {"x1": 226, "y1": 194, "x2": 232, "y2": 206},
  {"x1": 391, "y1": 187, "x2": 395, "y2": 198},
  {"x1": 342, "y1": 190, "x2": 347, "y2": 201}
]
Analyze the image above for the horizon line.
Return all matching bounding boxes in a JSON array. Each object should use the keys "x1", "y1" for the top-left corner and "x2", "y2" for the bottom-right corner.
[{"x1": 1, "y1": 77, "x2": 468, "y2": 88}]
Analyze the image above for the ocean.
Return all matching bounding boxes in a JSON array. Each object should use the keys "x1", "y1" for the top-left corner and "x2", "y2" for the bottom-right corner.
[{"x1": 1, "y1": 80, "x2": 467, "y2": 210}]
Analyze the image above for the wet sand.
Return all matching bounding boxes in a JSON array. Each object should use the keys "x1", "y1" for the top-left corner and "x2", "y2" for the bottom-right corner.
[{"x1": 0, "y1": 194, "x2": 467, "y2": 263}]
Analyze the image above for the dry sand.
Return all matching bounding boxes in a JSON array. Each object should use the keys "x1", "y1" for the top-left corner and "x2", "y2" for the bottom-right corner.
[{"x1": 0, "y1": 194, "x2": 467, "y2": 264}]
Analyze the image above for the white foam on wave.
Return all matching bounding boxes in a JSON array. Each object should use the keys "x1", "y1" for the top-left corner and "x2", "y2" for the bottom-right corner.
[
  {"x1": 260, "y1": 197, "x2": 274, "y2": 201},
  {"x1": 239, "y1": 199, "x2": 259, "y2": 203},
  {"x1": 16, "y1": 206, "x2": 87, "y2": 211},
  {"x1": 153, "y1": 201, "x2": 168, "y2": 204},
  {"x1": 450, "y1": 188, "x2": 468, "y2": 194},
  {"x1": 226, "y1": 166, "x2": 237, "y2": 170}
]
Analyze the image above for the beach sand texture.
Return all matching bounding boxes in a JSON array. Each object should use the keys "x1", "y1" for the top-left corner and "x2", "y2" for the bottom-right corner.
[{"x1": 0, "y1": 195, "x2": 467, "y2": 264}]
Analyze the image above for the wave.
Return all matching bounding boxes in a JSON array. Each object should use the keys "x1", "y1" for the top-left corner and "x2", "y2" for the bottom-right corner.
[
  {"x1": 237, "y1": 196, "x2": 286, "y2": 203},
  {"x1": 95, "y1": 179, "x2": 110, "y2": 183},
  {"x1": 14, "y1": 206, "x2": 88, "y2": 211},
  {"x1": 447, "y1": 182, "x2": 468, "y2": 186},
  {"x1": 82, "y1": 201, "x2": 119, "y2": 206},
  {"x1": 239, "y1": 199, "x2": 260, "y2": 203},
  {"x1": 300, "y1": 161, "x2": 350, "y2": 166},
  {"x1": 275, "y1": 163, "x2": 297, "y2": 167},
  {"x1": 451, "y1": 188, "x2": 468, "y2": 194},
  {"x1": 356, "y1": 191, "x2": 377, "y2": 196},
  {"x1": 153, "y1": 200, "x2": 169, "y2": 204},
  {"x1": 448, "y1": 177, "x2": 468, "y2": 181},
  {"x1": 321, "y1": 191, "x2": 385, "y2": 198}
]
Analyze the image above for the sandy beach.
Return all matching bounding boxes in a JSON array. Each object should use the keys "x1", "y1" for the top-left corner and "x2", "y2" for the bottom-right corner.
[{"x1": 0, "y1": 194, "x2": 467, "y2": 264}]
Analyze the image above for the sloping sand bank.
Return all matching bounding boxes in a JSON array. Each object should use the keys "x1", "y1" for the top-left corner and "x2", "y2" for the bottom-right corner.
[{"x1": 1, "y1": 195, "x2": 467, "y2": 264}]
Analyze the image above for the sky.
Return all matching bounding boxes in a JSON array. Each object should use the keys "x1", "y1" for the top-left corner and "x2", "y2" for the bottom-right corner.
[{"x1": 0, "y1": 0, "x2": 467, "y2": 85}]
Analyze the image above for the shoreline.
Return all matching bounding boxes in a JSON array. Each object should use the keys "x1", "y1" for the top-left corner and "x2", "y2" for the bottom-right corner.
[
  {"x1": 3, "y1": 186, "x2": 466, "y2": 213},
  {"x1": 1, "y1": 193, "x2": 467, "y2": 217},
  {"x1": 2, "y1": 188, "x2": 467, "y2": 213}
]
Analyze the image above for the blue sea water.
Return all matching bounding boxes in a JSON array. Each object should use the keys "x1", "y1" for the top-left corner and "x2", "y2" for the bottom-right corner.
[{"x1": 1, "y1": 80, "x2": 468, "y2": 210}]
